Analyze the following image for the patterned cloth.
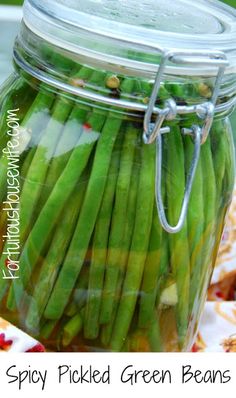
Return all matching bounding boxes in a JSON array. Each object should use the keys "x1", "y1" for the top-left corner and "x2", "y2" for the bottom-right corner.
[
  {"x1": 195, "y1": 191, "x2": 236, "y2": 352},
  {"x1": 0, "y1": 317, "x2": 45, "y2": 352}
]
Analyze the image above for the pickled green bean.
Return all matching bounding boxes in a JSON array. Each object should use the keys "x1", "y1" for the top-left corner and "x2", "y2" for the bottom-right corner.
[
  {"x1": 138, "y1": 207, "x2": 163, "y2": 329},
  {"x1": 6, "y1": 111, "x2": 106, "y2": 310},
  {"x1": 166, "y1": 125, "x2": 190, "y2": 349},
  {"x1": 62, "y1": 313, "x2": 83, "y2": 347},
  {"x1": 43, "y1": 80, "x2": 135, "y2": 320},
  {"x1": 100, "y1": 122, "x2": 138, "y2": 324},
  {"x1": 84, "y1": 130, "x2": 122, "y2": 339},
  {"x1": 100, "y1": 144, "x2": 141, "y2": 346},
  {"x1": 25, "y1": 178, "x2": 88, "y2": 332},
  {"x1": 43, "y1": 115, "x2": 125, "y2": 319},
  {"x1": 189, "y1": 135, "x2": 216, "y2": 315},
  {"x1": 110, "y1": 139, "x2": 155, "y2": 351}
]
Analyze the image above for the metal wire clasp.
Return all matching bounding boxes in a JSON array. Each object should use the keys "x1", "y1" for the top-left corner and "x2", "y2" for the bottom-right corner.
[{"x1": 143, "y1": 49, "x2": 228, "y2": 233}]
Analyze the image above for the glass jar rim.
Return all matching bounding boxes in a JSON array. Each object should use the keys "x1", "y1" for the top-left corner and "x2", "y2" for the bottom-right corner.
[{"x1": 23, "y1": 0, "x2": 236, "y2": 77}]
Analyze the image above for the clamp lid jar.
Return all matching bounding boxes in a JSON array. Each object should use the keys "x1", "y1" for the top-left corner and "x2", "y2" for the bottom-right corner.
[{"x1": 0, "y1": 0, "x2": 235, "y2": 352}]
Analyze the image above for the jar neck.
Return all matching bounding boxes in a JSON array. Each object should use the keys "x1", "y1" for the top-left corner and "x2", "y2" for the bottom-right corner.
[{"x1": 14, "y1": 22, "x2": 236, "y2": 119}]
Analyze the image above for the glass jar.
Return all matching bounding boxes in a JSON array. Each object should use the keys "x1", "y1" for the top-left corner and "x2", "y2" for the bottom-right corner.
[{"x1": 0, "y1": 0, "x2": 235, "y2": 352}]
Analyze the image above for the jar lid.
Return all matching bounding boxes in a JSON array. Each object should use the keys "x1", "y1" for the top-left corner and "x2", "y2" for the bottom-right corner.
[{"x1": 23, "y1": 0, "x2": 236, "y2": 76}]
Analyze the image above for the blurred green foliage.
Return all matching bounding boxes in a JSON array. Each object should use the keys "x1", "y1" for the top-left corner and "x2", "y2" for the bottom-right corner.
[
  {"x1": 0, "y1": 0, "x2": 23, "y2": 5},
  {"x1": 0, "y1": 0, "x2": 235, "y2": 8},
  {"x1": 0, "y1": 0, "x2": 235, "y2": 7},
  {"x1": 221, "y1": 0, "x2": 236, "y2": 7}
]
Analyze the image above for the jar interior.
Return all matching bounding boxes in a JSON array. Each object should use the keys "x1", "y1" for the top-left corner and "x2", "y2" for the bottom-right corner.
[{"x1": 0, "y1": 50, "x2": 235, "y2": 350}]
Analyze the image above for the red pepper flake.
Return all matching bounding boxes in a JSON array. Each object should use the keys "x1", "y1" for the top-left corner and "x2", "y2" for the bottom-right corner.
[
  {"x1": 83, "y1": 123, "x2": 92, "y2": 132},
  {"x1": 5, "y1": 258, "x2": 18, "y2": 270},
  {"x1": 215, "y1": 290, "x2": 224, "y2": 300},
  {"x1": 0, "y1": 333, "x2": 13, "y2": 350},
  {"x1": 191, "y1": 343, "x2": 199, "y2": 353},
  {"x1": 26, "y1": 343, "x2": 45, "y2": 353}
]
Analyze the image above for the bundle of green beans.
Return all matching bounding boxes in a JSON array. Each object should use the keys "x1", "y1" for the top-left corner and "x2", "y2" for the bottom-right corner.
[{"x1": 0, "y1": 50, "x2": 234, "y2": 352}]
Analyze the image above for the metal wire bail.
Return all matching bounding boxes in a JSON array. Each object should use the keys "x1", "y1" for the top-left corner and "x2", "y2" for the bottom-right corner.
[
  {"x1": 143, "y1": 49, "x2": 228, "y2": 233},
  {"x1": 155, "y1": 125, "x2": 201, "y2": 234}
]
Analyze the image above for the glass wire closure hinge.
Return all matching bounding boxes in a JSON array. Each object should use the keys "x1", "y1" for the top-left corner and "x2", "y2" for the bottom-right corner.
[{"x1": 143, "y1": 50, "x2": 228, "y2": 234}]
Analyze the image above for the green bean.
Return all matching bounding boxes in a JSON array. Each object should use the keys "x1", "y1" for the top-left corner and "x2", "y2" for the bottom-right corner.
[
  {"x1": 32, "y1": 69, "x2": 107, "y2": 223},
  {"x1": 6, "y1": 111, "x2": 106, "y2": 310},
  {"x1": 138, "y1": 207, "x2": 163, "y2": 329},
  {"x1": 155, "y1": 236, "x2": 170, "y2": 307},
  {"x1": 18, "y1": 89, "x2": 57, "y2": 180},
  {"x1": 165, "y1": 81, "x2": 187, "y2": 98},
  {"x1": 220, "y1": 121, "x2": 235, "y2": 210},
  {"x1": 100, "y1": 122, "x2": 138, "y2": 324},
  {"x1": 38, "y1": 106, "x2": 86, "y2": 200},
  {"x1": 211, "y1": 120, "x2": 227, "y2": 206},
  {"x1": 19, "y1": 66, "x2": 97, "y2": 242},
  {"x1": 100, "y1": 81, "x2": 150, "y2": 333},
  {"x1": 221, "y1": 120, "x2": 235, "y2": 198},
  {"x1": 110, "y1": 138, "x2": 155, "y2": 351},
  {"x1": 189, "y1": 134, "x2": 216, "y2": 316},
  {"x1": 1, "y1": 54, "x2": 233, "y2": 354},
  {"x1": 43, "y1": 116, "x2": 124, "y2": 319},
  {"x1": 5, "y1": 95, "x2": 74, "y2": 310},
  {"x1": 153, "y1": 134, "x2": 170, "y2": 313},
  {"x1": 0, "y1": 90, "x2": 55, "y2": 301},
  {"x1": 166, "y1": 125, "x2": 190, "y2": 349},
  {"x1": 62, "y1": 313, "x2": 83, "y2": 347},
  {"x1": 19, "y1": 97, "x2": 72, "y2": 242},
  {"x1": 65, "y1": 302, "x2": 78, "y2": 318},
  {"x1": 40, "y1": 44, "x2": 81, "y2": 74},
  {"x1": 184, "y1": 134, "x2": 204, "y2": 314},
  {"x1": 146, "y1": 310, "x2": 163, "y2": 352},
  {"x1": 0, "y1": 77, "x2": 31, "y2": 153},
  {"x1": 84, "y1": 129, "x2": 123, "y2": 339},
  {"x1": 73, "y1": 266, "x2": 90, "y2": 308},
  {"x1": 20, "y1": 149, "x2": 36, "y2": 180},
  {"x1": 137, "y1": 79, "x2": 169, "y2": 330},
  {"x1": 0, "y1": 89, "x2": 54, "y2": 203},
  {"x1": 209, "y1": 121, "x2": 235, "y2": 272},
  {"x1": 65, "y1": 266, "x2": 90, "y2": 317},
  {"x1": 100, "y1": 139, "x2": 141, "y2": 346},
  {"x1": 25, "y1": 177, "x2": 88, "y2": 332},
  {"x1": 222, "y1": 127, "x2": 235, "y2": 205},
  {"x1": 184, "y1": 135, "x2": 204, "y2": 261},
  {"x1": 43, "y1": 79, "x2": 135, "y2": 320},
  {"x1": 40, "y1": 319, "x2": 58, "y2": 340},
  {"x1": 0, "y1": 87, "x2": 54, "y2": 201},
  {"x1": 7, "y1": 69, "x2": 109, "y2": 310},
  {"x1": 123, "y1": 330, "x2": 149, "y2": 352},
  {"x1": 37, "y1": 67, "x2": 95, "y2": 209},
  {"x1": 199, "y1": 121, "x2": 234, "y2": 291}
]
